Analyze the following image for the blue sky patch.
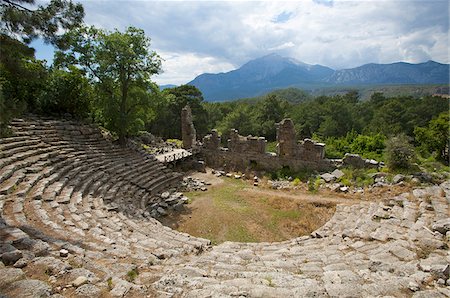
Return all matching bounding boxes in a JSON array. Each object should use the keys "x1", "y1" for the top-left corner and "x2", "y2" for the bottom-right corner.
[{"x1": 272, "y1": 11, "x2": 294, "y2": 23}]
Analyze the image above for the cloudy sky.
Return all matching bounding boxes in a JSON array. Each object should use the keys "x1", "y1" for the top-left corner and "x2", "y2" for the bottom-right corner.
[{"x1": 32, "y1": 0, "x2": 449, "y2": 85}]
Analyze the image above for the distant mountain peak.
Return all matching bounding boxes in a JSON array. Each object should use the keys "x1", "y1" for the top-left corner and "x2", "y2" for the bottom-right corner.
[
  {"x1": 247, "y1": 53, "x2": 308, "y2": 66},
  {"x1": 187, "y1": 55, "x2": 449, "y2": 102}
]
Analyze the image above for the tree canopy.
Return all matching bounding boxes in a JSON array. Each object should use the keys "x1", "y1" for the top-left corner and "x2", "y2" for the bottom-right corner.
[
  {"x1": 56, "y1": 26, "x2": 162, "y2": 144},
  {"x1": 414, "y1": 112, "x2": 449, "y2": 161},
  {"x1": 0, "y1": 0, "x2": 84, "y2": 45}
]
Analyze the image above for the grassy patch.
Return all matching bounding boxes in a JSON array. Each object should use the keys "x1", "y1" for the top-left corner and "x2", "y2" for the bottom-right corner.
[
  {"x1": 336, "y1": 167, "x2": 377, "y2": 188},
  {"x1": 266, "y1": 141, "x2": 277, "y2": 153},
  {"x1": 169, "y1": 178, "x2": 335, "y2": 244},
  {"x1": 211, "y1": 179, "x2": 250, "y2": 212},
  {"x1": 106, "y1": 277, "x2": 113, "y2": 290},
  {"x1": 125, "y1": 268, "x2": 139, "y2": 282},
  {"x1": 166, "y1": 138, "x2": 182, "y2": 148},
  {"x1": 226, "y1": 226, "x2": 258, "y2": 242}
]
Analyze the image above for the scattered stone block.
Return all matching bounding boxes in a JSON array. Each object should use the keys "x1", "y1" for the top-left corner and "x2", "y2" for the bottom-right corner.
[
  {"x1": 157, "y1": 207, "x2": 167, "y2": 216},
  {"x1": 9, "y1": 279, "x2": 52, "y2": 297},
  {"x1": 339, "y1": 186, "x2": 349, "y2": 193},
  {"x1": 1, "y1": 250, "x2": 23, "y2": 266},
  {"x1": 432, "y1": 218, "x2": 450, "y2": 235},
  {"x1": 408, "y1": 281, "x2": 420, "y2": 292},
  {"x1": 331, "y1": 169, "x2": 345, "y2": 179},
  {"x1": 320, "y1": 173, "x2": 335, "y2": 183},
  {"x1": 75, "y1": 284, "x2": 101, "y2": 297},
  {"x1": 393, "y1": 174, "x2": 405, "y2": 184},
  {"x1": 13, "y1": 258, "x2": 28, "y2": 268},
  {"x1": 72, "y1": 276, "x2": 88, "y2": 287},
  {"x1": 59, "y1": 249, "x2": 69, "y2": 258},
  {"x1": 0, "y1": 268, "x2": 25, "y2": 288}
]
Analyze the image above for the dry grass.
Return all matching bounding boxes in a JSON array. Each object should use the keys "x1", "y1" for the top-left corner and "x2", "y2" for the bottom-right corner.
[{"x1": 161, "y1": 178, "x2": 336, "y2": 244}]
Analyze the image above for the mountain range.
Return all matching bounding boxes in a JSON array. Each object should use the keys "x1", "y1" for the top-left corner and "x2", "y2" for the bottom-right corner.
[{"x1": 186, "y1": 54, "x2": 449, "y2": 101}]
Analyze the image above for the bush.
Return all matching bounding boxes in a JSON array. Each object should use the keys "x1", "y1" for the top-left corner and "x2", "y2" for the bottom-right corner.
[
  {"x1": 385, "y1": 134, "x2": 416, "y2": 170},
  {"x1": 321, "y1": 132, "x2": 385, "y2": 160}
]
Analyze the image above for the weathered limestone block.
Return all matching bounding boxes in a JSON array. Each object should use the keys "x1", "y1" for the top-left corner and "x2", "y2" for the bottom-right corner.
[
  {"x1": 343, "y1": 153, "x2": 379, "y2": 169},
  {"x1": 203, "y1": 129, "x2": 221, "y2": 150},
  {"x1": 181, "y1": 105, "x2": 196, "y2": 149}
]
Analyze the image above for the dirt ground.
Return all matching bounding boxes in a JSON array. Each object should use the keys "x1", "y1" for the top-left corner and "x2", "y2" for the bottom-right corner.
[{"x1": 160, "y1": 170, "x2": 390, "y2": 244}]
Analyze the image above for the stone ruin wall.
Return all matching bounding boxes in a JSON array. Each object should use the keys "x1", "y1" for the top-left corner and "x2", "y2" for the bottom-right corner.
[
  {"x1": 277, "y1": 119, "x2": 325, "y2": 161},
  {"x1": 200, "y1": 118, "x2": 332, "y2": 173},
  {"x1": 228, "y1": 129, "x2": 266, "y2": 155}
]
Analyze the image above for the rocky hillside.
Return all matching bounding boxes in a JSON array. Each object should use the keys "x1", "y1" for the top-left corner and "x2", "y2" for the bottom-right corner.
[{"x1": 327, "y1": 60, "x2": 449, "y2": 85}]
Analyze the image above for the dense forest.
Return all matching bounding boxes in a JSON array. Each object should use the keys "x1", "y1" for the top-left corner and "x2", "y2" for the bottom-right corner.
[{"x1": 1, "y1": 0, "x2": 448, "y2": 168}]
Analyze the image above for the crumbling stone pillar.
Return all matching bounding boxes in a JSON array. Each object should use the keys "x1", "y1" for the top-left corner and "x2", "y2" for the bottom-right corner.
[
  {"x1": 276, "y1": 118, "x2": 296, "y2": 157},
  {"x1": 228, "y1": 129, "x2": 240, "y2": 152},
  {"x1": 181, "y1": 105, "x2": 196, "y2": 149}
]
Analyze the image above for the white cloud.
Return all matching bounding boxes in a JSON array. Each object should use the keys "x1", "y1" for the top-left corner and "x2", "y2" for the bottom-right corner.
[
  {"x1": 268, "y1": 42, "x2": 295, "y2": 51},
  {"x1": 63, "y1": 0, "x2": 450, "y2": 84},
  {"x1": 153, "y1": 52, "x2": 235, "y2": 85}
]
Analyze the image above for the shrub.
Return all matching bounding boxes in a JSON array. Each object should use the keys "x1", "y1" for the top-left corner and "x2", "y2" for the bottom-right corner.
[
  {"x1": 307, "y1": 179, "x2": 315, "y2": 192},
  {"x1": 385, "y1": 134, "x2": 416, "y2": 170},
  {"x1": 126, "y1": 268, "x2": 139, "y2": 282}
]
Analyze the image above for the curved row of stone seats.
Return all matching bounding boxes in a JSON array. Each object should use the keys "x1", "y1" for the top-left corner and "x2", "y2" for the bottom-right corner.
[
  {"x1": 153, "y1": 182, "x2": 450, "y2": 297},
  {"x1": 0, "y1": 116, "x2": 211, "y2": 295}
]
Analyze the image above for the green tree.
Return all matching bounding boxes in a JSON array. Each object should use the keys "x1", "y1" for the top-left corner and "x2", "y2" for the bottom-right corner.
[
  {"x1": 317, "y1": 94, "x2": 359, "y2": 138},
  {"x1": 266, "y1": 87, "x2": 311, "y2": 104},
  {"x1": 217, "y1": 104, "x2": 257, "y2": 142},
  {"x1": 203, "y1": 101, "x2": 230, "y2": 132},
  {"x1": 0, "y1": 34, "x2": 48, "y2": 114},
  {"x1": 165, "y1": 85, "x2": 208, "y2": 138},
  {"x1": 37, "y1": 66, "x2": 93, "y2": 118},
  {"x1": 0, "y1": 0, "x2": 84, "y2": 133},
  {"x1": 350, "y1": 134, "x2": 385, "y2": 157},
  {"x1": 1, "y1": 0, "x2": 84, "y2": 45},
  {"x1": 385, "y1": 134, "x2": 416, "y2": 170},
  {"x1": 255, "y1": 94, "x2": 288, "y2": 140},
  {"x1": 414, "y1": 112, "x2": 449, "y2": 162},
  {"x1": 57, "y1": 26, "x2": 161, "y2": 144},
  {"x1": 147, "y1": 85, "x2": 207, "y2": 139}
]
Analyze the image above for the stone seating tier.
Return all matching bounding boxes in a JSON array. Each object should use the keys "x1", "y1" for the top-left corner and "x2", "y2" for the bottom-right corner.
[{"x1": 0, "y1": 117, "x2": 449, "y2": 297}]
